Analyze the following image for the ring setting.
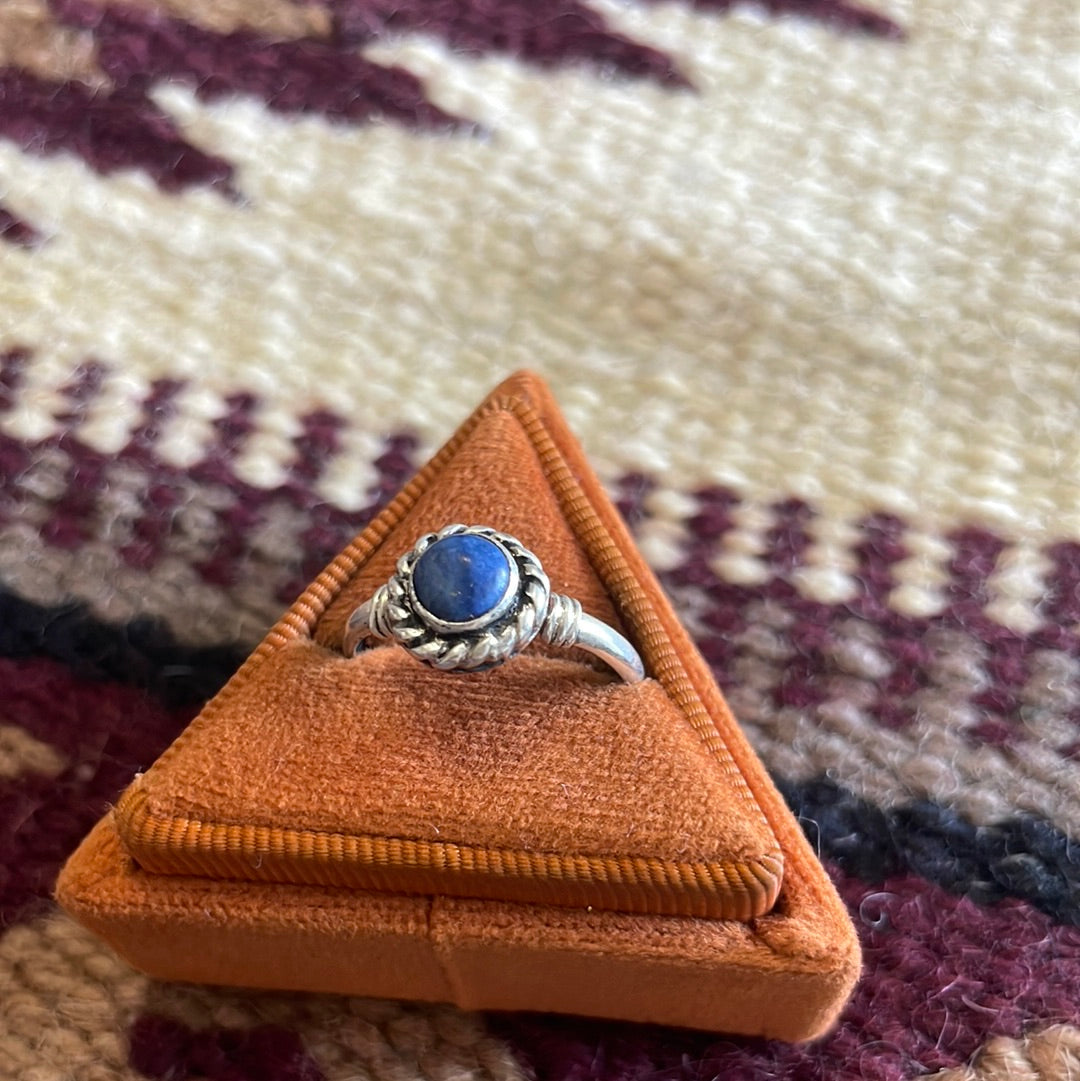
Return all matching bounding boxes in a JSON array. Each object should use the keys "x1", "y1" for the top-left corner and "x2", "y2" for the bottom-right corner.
[{"x1": 343, "y1": 524, "x2": 645, "y2": 683}]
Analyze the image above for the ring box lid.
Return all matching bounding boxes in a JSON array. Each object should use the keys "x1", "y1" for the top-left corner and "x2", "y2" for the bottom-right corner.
[{"x1": 113, "y1": 372, "x2": 784, "y2": 920}]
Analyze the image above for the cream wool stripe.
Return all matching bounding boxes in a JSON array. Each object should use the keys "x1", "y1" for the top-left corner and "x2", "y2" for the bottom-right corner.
[
  {"x1": 0, "y1": 0, "x2": 1077, "y2": 542},
  {"x1": 887, "y1": 528, "x2": 955, "y2": 620},
  {"x1": 710, "y1": 502, "x2": 777, "y2": 587}
]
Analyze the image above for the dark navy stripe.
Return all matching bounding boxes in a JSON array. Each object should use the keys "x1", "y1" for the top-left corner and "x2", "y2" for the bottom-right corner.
[
  {"x1": 777, "y1": 776, "x2": 1080, "y2": 926},
  {"x1": 0, "y1": 586, "x2": 244, "y2": 708}
]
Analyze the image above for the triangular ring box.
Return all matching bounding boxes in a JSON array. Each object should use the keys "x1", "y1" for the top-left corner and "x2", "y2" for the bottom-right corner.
[{"x1": 57, "y1": 372, "x2": 860, "y2": 1039}]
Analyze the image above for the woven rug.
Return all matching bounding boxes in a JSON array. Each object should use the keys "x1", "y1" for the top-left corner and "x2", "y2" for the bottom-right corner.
[{"x1": 2, "y1": 0, "x2": 1079, "y2": 1078}]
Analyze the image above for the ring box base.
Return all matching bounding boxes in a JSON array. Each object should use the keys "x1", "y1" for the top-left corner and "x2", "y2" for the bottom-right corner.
[{"x1": 62, "y1": 813, "x2": 857, "y2": 1038}]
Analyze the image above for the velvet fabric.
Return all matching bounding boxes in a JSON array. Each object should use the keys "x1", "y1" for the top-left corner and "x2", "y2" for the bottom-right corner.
[{"x1": 57, "y1": 372, "x2": 860, "y2": 1038}]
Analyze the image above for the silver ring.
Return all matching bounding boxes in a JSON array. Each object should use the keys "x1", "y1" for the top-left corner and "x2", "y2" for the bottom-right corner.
[{"x1": 342, "y1": 523, "x2": 645, "y2": 683}]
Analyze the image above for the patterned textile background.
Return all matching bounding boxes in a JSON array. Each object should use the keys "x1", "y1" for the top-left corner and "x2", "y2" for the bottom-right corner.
[{"x1": 1, "y1": 0, "x2": 1079, "y2": 1078}]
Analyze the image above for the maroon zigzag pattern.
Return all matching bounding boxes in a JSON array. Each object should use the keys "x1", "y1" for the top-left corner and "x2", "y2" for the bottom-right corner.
[
  {"x1": 627, "y1": 477, "x2": 1080, "y2": 763},
  {"x1": 322, "y1": 0, "x2": 684, "y2": 82},
  {"x1": 0, "y1": 0, "x2": 902, "y2": 200},
  {"x1": 2, "y1": 351, "x2": 1080, "y2": 770},
  {"x1": 0, "y1": 350, "x2": 417, "y2": 600},
  {"x1": 0, "y1": 64, "x2": 238, "y2": 196}
]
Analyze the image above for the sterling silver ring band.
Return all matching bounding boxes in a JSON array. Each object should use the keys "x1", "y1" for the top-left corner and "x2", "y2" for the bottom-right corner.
[{"x1": 342, "y1": 524, "x2": 645, "y2": 683}]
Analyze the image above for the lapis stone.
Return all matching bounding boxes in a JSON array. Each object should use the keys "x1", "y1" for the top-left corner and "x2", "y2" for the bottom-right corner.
[{"x1": 412, "y1": 534, "x2": 513, "y2": 624}]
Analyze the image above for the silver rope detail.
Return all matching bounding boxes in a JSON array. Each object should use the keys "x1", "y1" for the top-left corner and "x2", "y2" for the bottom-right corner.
[{"x1": 540, "y1": 593, "x2": 582, "y2": 648}]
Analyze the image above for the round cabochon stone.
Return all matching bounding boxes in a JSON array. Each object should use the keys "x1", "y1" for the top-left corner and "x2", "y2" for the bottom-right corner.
[{"x1": 412, "y1": 534, "x2": 513, "y2": 624}]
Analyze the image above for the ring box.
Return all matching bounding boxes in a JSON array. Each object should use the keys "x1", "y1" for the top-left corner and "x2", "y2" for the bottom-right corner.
[{"x1": 57, "y1": 371, "x2": 859, "y2": 1039}]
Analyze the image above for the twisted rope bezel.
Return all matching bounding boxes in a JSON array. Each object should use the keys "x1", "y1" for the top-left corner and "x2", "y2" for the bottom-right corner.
[{"x1": 369, "y1": 524, "x2": 552, "y2": 672}]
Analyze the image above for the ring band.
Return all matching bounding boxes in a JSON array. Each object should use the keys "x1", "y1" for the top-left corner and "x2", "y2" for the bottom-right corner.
[{"x1": 342, "y1": 524, "x2": 645, "y2": 683}]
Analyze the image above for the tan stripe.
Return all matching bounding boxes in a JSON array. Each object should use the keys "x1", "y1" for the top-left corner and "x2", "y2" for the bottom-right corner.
[
  {"x1": 0, "y1": 723, "x2": 66, "y2": 780},
  {"x1": 0, "y1": 0, "x2": 106, "y2": 86},
  {"x1": 1020, "y1": 650, "x2": 1080, "y2": 748},
  {"x1": 144, "y1": 982, "x2": 527, "y2": 1081},
  {"x1": 921, "y1": 1025, "x2": 1080, "y2": 1081},
  {"x1": 0, "y1": 514, "x2": 286, "y2": 650},
  {"x1": 728, "y1": 612, "x2": 1080, "y2": 835},
  {"x1": 124, "y1": 0, "x2": 331, "y2": 39},
  {"x1": 0, "y1": 914, "x2": 148, "y2": 1079}
]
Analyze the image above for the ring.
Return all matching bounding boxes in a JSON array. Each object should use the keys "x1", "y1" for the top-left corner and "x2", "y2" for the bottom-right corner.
[{"x1": 342, "y1": 523, "x2": 645, "y2": 683}]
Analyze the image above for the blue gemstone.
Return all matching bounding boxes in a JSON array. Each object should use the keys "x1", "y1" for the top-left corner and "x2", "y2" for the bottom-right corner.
[{"x1": 412, "y1": 534, "x2": 513, "y2": 624}]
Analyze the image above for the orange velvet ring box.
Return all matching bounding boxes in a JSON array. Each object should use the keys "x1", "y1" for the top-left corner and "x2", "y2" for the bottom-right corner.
[{"x1": 57, "y1": 371, "x2": 860, "y2": 1039}]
